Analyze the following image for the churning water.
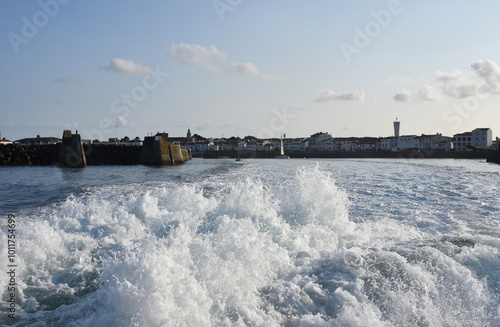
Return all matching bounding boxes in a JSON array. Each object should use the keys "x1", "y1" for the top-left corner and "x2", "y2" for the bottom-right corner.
[{"x1": 0, "y1": 159, "x2": 499, "y2": 326}]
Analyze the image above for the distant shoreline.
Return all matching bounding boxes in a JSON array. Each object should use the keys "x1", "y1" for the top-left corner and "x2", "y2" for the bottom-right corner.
[
  {"x1": 201, "y1": 149, "x2": 499, "y2": 161},
  {"x1": 1, "y1": 144, "x2": 499, "y2": 166}
]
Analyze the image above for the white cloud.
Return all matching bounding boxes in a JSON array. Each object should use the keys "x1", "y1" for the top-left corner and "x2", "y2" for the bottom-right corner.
[
  {"x1": 228, "y1": 62, "x2": 260, "y2": 76},
  {"x1": 314, "y1": 90, "x2": 365, "y2": 102},
  {"x1": 393, "y1": 59, "x2": 500, "y2": 102},
  {"x1": 434, "y1": 59, "x2": 500, "y2": 98},
  {"x1": 393, "y1": 89, "x2": 413, "y2": 102},
  {"x1": 169, "y1": 43, "x2": 284, "y2": 81},
  {"x1": 417, "y1": 85, "x2": 441, "y2": 101},
  {"x1": 103, "y1": 58, "x2": 151, "y2": 76},
  {"x1": 169, "y1": 43, "x2": 226, "y2": 71},
  {"x1": 393, "y1": 85, "x2": 440, "y2": 103},
  {"x1": 435, "y1": 69, "x2": 479, "y2": 98},
  {"x1": 227, "y1": 62, "x2": 286, "y2": 81},
  {"x1": 470, "y1": 59, "x2": 500, "y2": 94}
]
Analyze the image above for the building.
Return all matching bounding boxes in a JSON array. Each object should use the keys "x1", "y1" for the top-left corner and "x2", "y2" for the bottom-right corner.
[
  {"x1": 453, "y1": 128, "x2": 492, "y2": 150},
  {"x1": 471, "y1": 128, "x2": 492, "y2": 149},
  {"x1": 319, "y1": 138, "x2": 336, "y2": 151},
  {"x1": 381, "y1": 118, "x2": 402, "y2": 151},
  {"x1": 13, "y1": 135, "x2": 61, "y2": 145},
  {"x1": 381, "y1": 137, "x2": 398, "y2": 151},
  {"x1": 125, "y1": 139, "x2": 143, "y2": 146},
  {"x1": 398, "y1": 135, "x2": 419, "y2": 150},
  {"x1": 490, "y1": 137, "x2": 500, "y2": 150},
  {"x1": 156, "y1": 132, "x2": 169, "y2": 141},
  {"x1": 307, "y1": 132, "x2": 332, "y2": 150},
  {"x1": 0, "y1": 138, "x2": 12, "y2": 145},
  {"x1": 419, "y1": 133, "x2": 453, "y2": 151},
  {"x1": 453, "y1": 132, "x2": 472, "y2": 151},
  {"x1": 184, "y1": 141, "x2": 209, "y2": 153},
  {"x1": 287, "y1": 139, "x2": 306, "y2": 151}
]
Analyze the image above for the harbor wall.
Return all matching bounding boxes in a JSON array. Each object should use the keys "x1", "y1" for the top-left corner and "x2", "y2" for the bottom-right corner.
[
  {"x1": 58, "y1": 130, "x2": 86, "y2": 168},
  {"x1": 140, "y1": 136, "x2": 191, "y2": 165},
  {"x1": 1, "y1": 145, "x2": 497, "y2": 166},
  {"x1": 0, "y1": 144, "x2": 59, "y2": 166},
  {"x1": 201, "y1": 149, "x2": 494, "y2": 160}
]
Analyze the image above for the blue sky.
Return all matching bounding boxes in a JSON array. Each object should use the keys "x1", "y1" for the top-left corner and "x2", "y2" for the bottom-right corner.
[{"x1": 1, "y1": 0, "x2": 500, "y2": 141}]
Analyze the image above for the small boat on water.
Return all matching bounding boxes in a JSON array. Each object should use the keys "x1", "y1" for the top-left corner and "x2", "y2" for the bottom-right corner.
[{"x1": 276, "y1": 134, "x2": 289, "y2": 159}]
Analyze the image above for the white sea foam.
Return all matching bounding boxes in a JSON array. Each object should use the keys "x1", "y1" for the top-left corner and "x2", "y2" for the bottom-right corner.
[{"x1": 0, "y1": 159, "x2": 499, "y2": 326}]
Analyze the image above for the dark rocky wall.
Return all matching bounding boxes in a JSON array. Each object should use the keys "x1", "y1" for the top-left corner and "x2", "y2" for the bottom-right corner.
[
  {"x1": 0, "y1": 144, "x2": 142, "y2": 166},
  {"x1": 1, "y1": 144, "x2": 496, "y2": 166},
  {"x1": 85, "y1": 144, "x2": 142, "y2": 165},
  {"x1": 0, "y1": 144, "x2": 59, "y2": 166}
]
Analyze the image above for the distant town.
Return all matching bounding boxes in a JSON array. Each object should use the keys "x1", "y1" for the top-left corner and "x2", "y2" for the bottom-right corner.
[{"x1": 1, "y1": 120, "x2": 499, "y2": 153}]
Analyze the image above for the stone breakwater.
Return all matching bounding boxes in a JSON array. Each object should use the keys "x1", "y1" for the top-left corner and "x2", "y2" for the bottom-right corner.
[
  {"x1": 0, "y1": 144, "x2": 142, "y2": 166},
  {"x1": 1, "y1": 144, "x2": 497, "y2": 166},
  {"x1": 0, "y1": 144, "x2": 59, "y2": 166}
]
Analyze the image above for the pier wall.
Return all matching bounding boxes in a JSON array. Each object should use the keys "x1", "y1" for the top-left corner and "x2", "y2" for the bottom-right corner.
[
  {"x1": 1, "y1": 145, "x2": 496, "y2": 166},
  {"x1": 58, "y1": 130, "x2": 86, "y2": 168},
  {"x1": 140, "y1": 136, "x2": 190, "y2": 165}
]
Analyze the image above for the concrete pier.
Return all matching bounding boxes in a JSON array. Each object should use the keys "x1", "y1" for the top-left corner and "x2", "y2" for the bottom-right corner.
[
  {"x1": 58, "y1": 130, "x2": 87, "y2": 168},
  {"x1": 140, "y1": 135, "x2": 191, "y2": 166}
]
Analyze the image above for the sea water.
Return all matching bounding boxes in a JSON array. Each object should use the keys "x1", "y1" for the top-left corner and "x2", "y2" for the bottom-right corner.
[{"x1": 0, "y1": 159, "x2": 499, "y2": 326}]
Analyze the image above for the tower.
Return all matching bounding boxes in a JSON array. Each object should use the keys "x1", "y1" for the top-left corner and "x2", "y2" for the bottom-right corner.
[
  {"x1": 393, "y1": 118, "x2": 400, "y2": 138},
  {"x1": 186, "y1": 128, "x2": 191, "y2": 140}
]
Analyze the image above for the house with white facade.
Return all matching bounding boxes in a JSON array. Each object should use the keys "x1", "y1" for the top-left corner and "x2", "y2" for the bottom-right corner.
[
  {"x1": 245, "y1": 141, "x2": 258, "y2": 151},
  {"x1": 14, "y1": 135, "x2": 61, "y2": 145},
  {"x1": 318, "y1": 139, "x2": 336, "y2": 151},
  {"x1": 307, "y1": 132, "x2": 332, "y2": 150},
  {"x1": 471, "y1": 128, "x2": 492, "y2": 149},
  {"x1": 453, "y1": 132, "x2": 472, "y2": 151},
  {"x1": 196, "y1": 142, "x2": 209, "y2": 152},
  {"x1": 342, "y1": 141, "x2": 359, "y2": 152},
  {"x1": 419, "y1": 133, "x2": 452, "y2": 151},
  {"x1": 0, "y1": 138, "x2": 12, "y2": 145},
  {"x1": 287, "y1": 139, "x2": 307, "y2": 151},
  {"x1": 453, "y1": 128, "x2": 493, "y2": 151},
  {"x1": 398, "y1": 135, "x2": 419, "y2": 150},
  {"x1": 381, "y1": 137, "x2": 398, "y2": 151},
  {"x1": 184, "y1": 142, "x2": 209, "y2": 153}
]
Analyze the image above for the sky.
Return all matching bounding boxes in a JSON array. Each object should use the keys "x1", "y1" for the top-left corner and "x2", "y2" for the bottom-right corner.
[{"x1": 1, "y1": 0, "x2": 500, "y2": 141}]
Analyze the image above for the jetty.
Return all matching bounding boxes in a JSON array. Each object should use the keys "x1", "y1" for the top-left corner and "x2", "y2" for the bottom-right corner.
[
  {"x1": 140, "y1": 135, "x2": 191, "y2": 166},
  {"x1": 0, "y1": 130, "x2": 191, "y2": 167},
  {"x1": 58, "y1": 130, "x2": 86, "y2": 168}
]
